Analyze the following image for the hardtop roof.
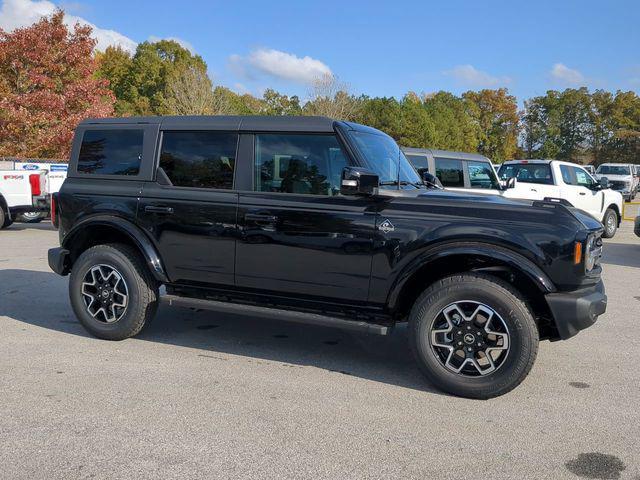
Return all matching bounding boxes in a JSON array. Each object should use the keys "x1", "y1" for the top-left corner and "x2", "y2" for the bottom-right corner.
[{"x1": 79, "y1": 115, "x2": 343, "y2": 133}]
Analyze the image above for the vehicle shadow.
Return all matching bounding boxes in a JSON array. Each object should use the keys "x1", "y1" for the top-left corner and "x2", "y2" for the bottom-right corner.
[
  {"x1": 5, "y1": 221, "x2": 54, "y2": 232},
  {"x1": 0, "y1": 268, "x2": 440, "y2": 395},
  {"x1": 601, "y1": 242, "x2": 640, "y2": 268}
]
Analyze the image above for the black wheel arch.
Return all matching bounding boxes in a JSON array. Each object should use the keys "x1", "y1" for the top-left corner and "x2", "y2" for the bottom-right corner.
[
  {"x1": 62, "y1": 215, "x2": 169, "y2": 283},
  {"x1": 387, "y1": 242, "x2": 558, "y2": 338}
]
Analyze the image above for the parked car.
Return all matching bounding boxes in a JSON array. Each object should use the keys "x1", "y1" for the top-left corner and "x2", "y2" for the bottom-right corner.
[
  {"x1": 595, "y1": 163, "x2": 636, "y2": 202},
  {"x1": 49, "y1": 116, "x2": 606, "y2": 399},
  {"x1": 12, "y1": 162, "x2": 68, "y2": 222},
  {"x1": 498, "y1": 160, "x2": 623, "y2": 238},
  {"x1": 0, "y1": 169, "x2": 49, "y2": 228},
  {"x1": 403, "y1": 148, "x2": 505, "y2": 193}
]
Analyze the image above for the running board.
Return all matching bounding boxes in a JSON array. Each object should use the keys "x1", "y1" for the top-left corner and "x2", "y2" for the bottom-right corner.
[{"x1": 162, "y1": 294, "x2": 391, "y2": 335}]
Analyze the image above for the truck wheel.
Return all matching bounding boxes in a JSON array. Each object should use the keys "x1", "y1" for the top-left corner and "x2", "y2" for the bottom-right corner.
[
  {"x1": 602, "y1": 208, "x2": 618, "y2": 238},
  {"x1": 69, "y1": 243, "x2": 158, "y2": 340},
  {"x1": 0, "y1": 205, "x2": 12, "y2": 229},
  {"x1": 409, "y1": 273, "x2": 539, "y2": 399},
  {"x1": 16, "y1": 211, "x2": 45, "y2": 223}
]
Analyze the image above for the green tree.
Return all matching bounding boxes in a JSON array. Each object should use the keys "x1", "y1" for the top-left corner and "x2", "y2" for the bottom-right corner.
[
  {"x1": 463, "y1": 88, "x2": 519, "y2": 162},
  {"x1": 261, "y1": 88, "x2": 302, "y2": 115},
  {"x1": 423, "y1": 91, "x2": 479, "y2": 152}
]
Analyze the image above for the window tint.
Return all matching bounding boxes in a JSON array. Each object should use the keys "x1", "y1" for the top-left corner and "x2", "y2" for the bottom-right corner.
[
  {"x1": 78, "y1": 129, "x2": 144, "y2": 175},
  {"x1": 406, "y1": 154, "x2": 429, "y2": 170},
  {"x1": 434, "y1": 157, "x2": 464, "y2": 187},
  {"x1": 467, "y1": 160, "x2": 499, "y2": 189},
  {"x1": 255, "y1": 134, "x2": 348, "y2": 195},
  {"x1": 498, "y1": 163, "x2": 553, "y2": 185},
  {"x1": 160, "y1": 131, "x2": 237, "y2": 189}
]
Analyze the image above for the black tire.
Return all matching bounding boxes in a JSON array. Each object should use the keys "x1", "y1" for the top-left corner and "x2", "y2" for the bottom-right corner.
[
  {"x1": 409, "y1": 273, "x2": 539, "y2": 399},
  {"x1": 602, "y1": 208, "x2": 618, "y2": 239},
  {"x1": 69, "y1": 243, "x2": 158, "y2": 340},
  {"x1": 0, "y1": 204, "x2": 12, "y2": 229},
  {"x1": 16, "y1": 211, "x2": 45, "y2": 223}
]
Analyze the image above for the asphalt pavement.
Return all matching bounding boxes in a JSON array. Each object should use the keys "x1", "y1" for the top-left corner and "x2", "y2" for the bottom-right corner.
[{"x1": 0, "y1": 220, "x2": 638, "y2": 479}]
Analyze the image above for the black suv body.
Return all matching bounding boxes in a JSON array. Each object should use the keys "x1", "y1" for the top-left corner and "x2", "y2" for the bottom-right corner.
[{"x1": 49, "y1": 116, "x2": 606, "y2": 398}]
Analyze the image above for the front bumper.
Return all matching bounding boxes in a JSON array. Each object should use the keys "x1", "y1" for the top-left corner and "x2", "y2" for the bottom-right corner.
[
  {"x1": 545, "y1": 280, "x2": 606, "y2": 339},
  {"x1": 48, "y1": 247, "x2": 70, "y2": 276}
]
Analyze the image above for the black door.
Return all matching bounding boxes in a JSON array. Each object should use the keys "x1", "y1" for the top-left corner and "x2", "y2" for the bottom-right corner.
[
  {"x1": 235, "y1": 133, "x2": 376, "y2": 302},
  {"x1": 138, "y1": 130, "x2": 239, "y2": 287}
]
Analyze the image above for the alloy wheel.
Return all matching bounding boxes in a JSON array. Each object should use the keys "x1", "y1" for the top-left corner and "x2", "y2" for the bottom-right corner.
[
  {"x1": 430, "y1": 301, "x2": 510, "y2": 376},
  {"x1": 81, "y1": 264, "x2": 129, "y2": 323}
]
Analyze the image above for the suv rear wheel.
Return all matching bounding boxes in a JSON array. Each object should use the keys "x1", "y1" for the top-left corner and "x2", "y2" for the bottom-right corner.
[
  {"x1": 409, "y1": 273, "x2": 539, "y2": 399},
  {"x1": 69, "y1": 243, "x2": 158, "y2": 340}
]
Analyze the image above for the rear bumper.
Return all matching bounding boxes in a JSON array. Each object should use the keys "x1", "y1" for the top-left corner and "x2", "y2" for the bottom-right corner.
[
  {"x1": 48, "y1": 247, "x2": 70, "y2": 276},
  {"x1": 545, "y1": 280, "x2": 606, "y2": 340}
]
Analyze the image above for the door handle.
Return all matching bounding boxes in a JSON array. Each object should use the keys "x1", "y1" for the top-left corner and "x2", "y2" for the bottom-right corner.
[
  {"x1": 579, "y1": 192, "x2": 586, "y2": 195},
  {"x1": 145, "y1": 205, "x2": 174, "y2": 214},
  {"x1": 245, "y1": 213, "x2": 278, "y2": 223}
]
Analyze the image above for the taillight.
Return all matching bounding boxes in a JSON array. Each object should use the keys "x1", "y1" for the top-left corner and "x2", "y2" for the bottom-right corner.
[
  {"x1": 29, "y1": 174, "x2": 41, "y2": 196},
  {"x1": 51, "y1": 193, "x2": 58, "y2": 228}
]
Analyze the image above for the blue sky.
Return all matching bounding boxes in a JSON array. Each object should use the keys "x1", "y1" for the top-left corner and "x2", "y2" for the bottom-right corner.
[{"x1": 2, "y1": 0, "x2": 639, "y2": 102}]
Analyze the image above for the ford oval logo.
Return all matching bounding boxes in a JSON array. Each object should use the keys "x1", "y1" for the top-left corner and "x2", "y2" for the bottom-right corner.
[{"x1": 23, "y1": 164, "x2": 39, "y2": 170}]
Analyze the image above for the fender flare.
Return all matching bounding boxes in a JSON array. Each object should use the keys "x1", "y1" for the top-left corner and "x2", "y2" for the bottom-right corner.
[
  {"x1": 62, "y1": 215, "x2": 169, "y2": 283},
  {"x1": 386, "y1": 241, "x2": 556, "y2": 311}
]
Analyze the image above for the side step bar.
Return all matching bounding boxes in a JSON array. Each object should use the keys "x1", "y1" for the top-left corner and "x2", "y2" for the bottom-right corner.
[{"x1": 162, "y1": 294, "x2": 391, "y2": 335}]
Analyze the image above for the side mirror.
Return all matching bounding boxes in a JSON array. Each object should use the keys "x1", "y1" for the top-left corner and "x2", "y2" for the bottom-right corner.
[
  {"x1": 600, "y1": 177, "x2": 610, "y2": 189},
  {"x1": 418, "y1": 169, "x2": 443, "y2": 189},
  {"x1": 340, "y1": 167, "x2": 379, "y2": 196}
]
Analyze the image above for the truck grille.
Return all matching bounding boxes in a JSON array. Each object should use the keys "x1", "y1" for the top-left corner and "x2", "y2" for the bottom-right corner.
[{"x1": 609, "y1": 180, "x2": 627, "y2": 191}]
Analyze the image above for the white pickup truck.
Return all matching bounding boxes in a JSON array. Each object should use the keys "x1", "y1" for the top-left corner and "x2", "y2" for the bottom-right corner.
[
  {"x1": 13, "y1": 162, "x2": 68, "y2": 222},
  {"x1": 498, "y1": 159, "x2": 623, "y2": 238},
  {"x1": 0, "y1": 170, "x2": 49, "y2": 229}
]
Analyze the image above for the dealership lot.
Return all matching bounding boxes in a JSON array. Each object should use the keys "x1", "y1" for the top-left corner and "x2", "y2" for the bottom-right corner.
[{"x1": 1, "y1": 222, "x2": 638, "y2": 479}]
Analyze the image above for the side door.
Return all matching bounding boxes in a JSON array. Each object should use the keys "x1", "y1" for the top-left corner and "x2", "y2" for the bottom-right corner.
[
  {"x1": 138, "y1": 130, "x2": 239, "y2": 287},
  {"x1": 235, "y1": 132, "x2": 376, "y2": 302},
  {"x1": 559, "y1": 164, "x2": 602, "y2": 218},
  {"x1": 465, "y1": 159, "x2": 502, "y2": 195}
]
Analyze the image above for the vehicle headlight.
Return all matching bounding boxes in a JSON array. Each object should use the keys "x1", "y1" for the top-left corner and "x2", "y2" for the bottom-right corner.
[{"x1": 584, "y1": 235, "x2": 602, "y2": 272}]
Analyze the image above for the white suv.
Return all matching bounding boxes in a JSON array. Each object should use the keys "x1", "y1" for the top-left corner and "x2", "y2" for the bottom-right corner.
[{"x1": 499, "y1": 160, "x2": 623, "y2": 238}]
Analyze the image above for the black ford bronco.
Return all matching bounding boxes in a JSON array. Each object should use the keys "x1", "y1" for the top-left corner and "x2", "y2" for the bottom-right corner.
[{"x1": 48, "y1": 116, "x2": 606, "y2": 399}]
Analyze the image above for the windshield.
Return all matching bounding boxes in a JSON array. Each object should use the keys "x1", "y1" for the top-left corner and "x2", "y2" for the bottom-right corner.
[
  {"x1": 348, "y1": 131, "x2": 421, "y2": 187},
  {"x1": 597, "y1": 165, "x2": 631, "y2": 176},
  {"x1": 498, "y1": 163, "x2": 553, "y2": 185}
]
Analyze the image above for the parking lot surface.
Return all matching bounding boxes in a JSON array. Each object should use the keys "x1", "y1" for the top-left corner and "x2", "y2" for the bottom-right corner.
[{"x1": 1, "y1": 221, "x2": 638, "y2": 479}]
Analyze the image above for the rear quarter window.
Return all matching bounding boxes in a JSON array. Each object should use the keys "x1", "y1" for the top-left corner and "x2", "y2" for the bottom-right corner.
[{"x1": 77, "y1": 129, "x2": 144, "y2": 176}]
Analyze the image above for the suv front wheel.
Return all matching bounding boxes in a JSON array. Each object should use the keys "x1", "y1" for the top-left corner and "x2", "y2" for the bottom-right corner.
[
  {"x1": 409, "y1": 273, "x2": 539, "y2": 399},
  {"x1": 69, "y1": 243, "x2": 158, "y2": 340}
]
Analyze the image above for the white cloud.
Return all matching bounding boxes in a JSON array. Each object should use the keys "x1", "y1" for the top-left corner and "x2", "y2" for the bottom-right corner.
[
  {"x1": 229, "y1": 48, "x2": 332, "y2": 85},
  {"x1": 148, "y1": 35, "x2": 195, "y2": 54},
  {"x1": 445, "y1": 64, "x2": 511, "y2": 88},
  {"x1": 550, "y1": 63, "x2": 585, "y2": 85},
  {"x1": 0, "y1": 0, "x2": 137, "y2": 53}
]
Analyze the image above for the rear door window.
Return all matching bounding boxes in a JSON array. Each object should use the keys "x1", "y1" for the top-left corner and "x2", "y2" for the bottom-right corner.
[
  {"x1": 78, "y1": 129, "x2": 144, "y2": 175},
  {"x1": 434, "y1": 157, "x2": 464, "y2": 187},
  {"x1": 159, "y1": 131, "x2": 238, "y2": 189}
]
